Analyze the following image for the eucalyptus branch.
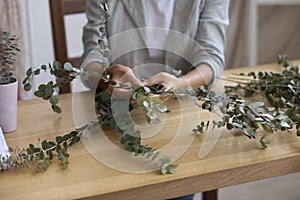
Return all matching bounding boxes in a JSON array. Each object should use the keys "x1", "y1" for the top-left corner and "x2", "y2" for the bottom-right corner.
[
  {"x1": 0, "y1": 120, "x2": 101, "y2": 172},
  {"x1": 96, "y1": 88, "x2": 176, "y2": 174},
  {"x1": 189, "y1": 84, "x2": 296, "y2": 148},
  {"x1": 195, "y1": 55, "x2": 300, "y2": 148},
  {"x1": 0, "y1": 31, "x2": 20, "y2": 84},
  {"x1": 22, "y1": 61, "x2": 104, "y2": 113}
]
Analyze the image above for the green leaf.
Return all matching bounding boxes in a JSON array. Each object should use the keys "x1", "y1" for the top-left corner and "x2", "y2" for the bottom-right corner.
[
  {"x1": 34, "y1": 91, "x2": 42, "y2": 97},
  {"x1": 24, "y1": 83, "x2": 32, "y2": 91},
  {"x1": 51, "y1": 104, "x2": 62, "y2": 113},
  {"x1": 103, "y1": 50, "x2": 110, "y2": 58},
  {"x1": 53, "y1": 61, "x2": 61, "y2": 69},
  {"x1": 42, "y1": 141, "x2": 50, "y2": 150},
  {"x1": 237, "y1": 106, "x2": 245, "y2": 115},
  {"x1": 38, "y1": 84, "x2": 46, "y2": 91},
  {"x1": 232, "y1": 122, "x2": 243, "y2": 129},
  {"x1": 27, "y1": 147, "x2": 34, "y2": 155},
  {"x1": 259, "y1": 140, "x2": 268, "y2": 149},
  {"x1": 50, "y1": 96, "x2": 59, "y2": 105},
  {"x1": 280, "y1": 121, "x2": 291, "y2": 128},
  {"x1": 26, "y1": 68, "x2": 32, "y2": 76},
  {"x1": 161, "y1": 163, "x2": 176, "y2": 175},
  {"x1": 63, "y1": 133, "x2": 73, "y2": 141},
  {"x1": 244, "y1": 88, "x2": 254, "y2": 97},
  {"x1": 34, "y1": 69, "x2": 40, "y2": 75},
  {"x1": 39, "y1": 151, "x2": 44, "y2": 160},
  {"x1": 262, "y1": 124, "x2": 273, "y2": 133},
  {"x1": 226, "y1": 123, "x2": 233, "y2": 130},
  {"x1": 64, "y1": 62, "x2": 73, "y2": 71},
  {"x1": 22, "y1": 77, "x2": 28, "y2": 84},
  {"x1": 46, "y1": 150, "x2": 54, "y2": 160},
  {"x1": 41, "y1": 65, "x2": 47, "y2": 71},
  {"x1": 161, "y1": 164, "x2": 168, "y2": 175}
]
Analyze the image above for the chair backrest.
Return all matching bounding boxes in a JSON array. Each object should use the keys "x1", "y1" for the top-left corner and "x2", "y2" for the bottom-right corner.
[{"x1": 49, "y1": 0, "x2": 87, "y2": 93}]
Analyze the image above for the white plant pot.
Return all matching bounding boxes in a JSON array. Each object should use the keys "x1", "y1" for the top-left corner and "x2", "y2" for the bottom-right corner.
[{"x1": 0, "y1": 77, "x2": 18, "y2": 133}]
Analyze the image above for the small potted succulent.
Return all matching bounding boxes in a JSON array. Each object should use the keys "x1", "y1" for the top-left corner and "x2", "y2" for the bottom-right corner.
[{"x1": 0, "y1": 31, "x2": 20, "y2": 133}]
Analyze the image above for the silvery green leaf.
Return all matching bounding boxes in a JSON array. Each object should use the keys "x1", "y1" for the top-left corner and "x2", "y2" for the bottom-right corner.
[
  {"x1": 276, "y1": 115, "x2": 288, "y2": 120},
  {"x1": 132, "y1": 92, "x2": 138, "y2": 100},
  {"x1": 242, "y1": 128, "x2": 256, "y2": 138},
  {"x1": 267, "y1": 107, "x2": 275, "y2": 112},
  {"x1": 255, "y1": 117, "x2": 264, "y2": 122},
  {"x1": 262, "y1": 124, "x2": 272, "y2": 133},
  {"x1": 53, "y1": 86, "x2": 60, "y2": 95},
  {"x1": 250, "y1": 102, "x2": 264, "y2": 109},
  {"x1": 103, "y1": 50, "x2": 111, "y2": 58},
  {"x1": 290, "y1": 79, "x2": 296, "y2": 85},
  {"x1": 101, "y1": 61, "x2": 108, "y2": 68},
  {"x1": 156, "y1": 104, "x2": 168, "y2": 113},
  {"x1": 166, "y1": 165, "x2": 175, "y2": 174},
  {"x1": 144, "y1": 87, "x2": 151, "y2": 93},
  {"x1": 50, "y1": 96, "x2": 59, "y2": 105},
  {"x1": 261, "y1": 114, "x2": 274, "y2": 120},
  {"x1": 236, "y1": 99, "x2": 247, "y2": 104},
  {"x1": 232, "y1": 122, "x2": 243, "y2": 129},
  {"x1": 64, "y1": 62, "x2": 73, "y2": 71},
  {"x1": 161, "y1": 163, "x2": 168, "y2": 175},
  {"x1": 237, "y1": 106, "x2": 245, "y2": 115},
  {"x1": 280, "y1": 121, "x2": 291, "y2": 128},
  {"x1": 246, "y1": 111, "x2": 255, "y2": 120},
  {"x1": 72, "y1": 67, "x2": 80, "y2": 73},
  {"x1": 257, "y1": 108, "x2": 266, "y2": 114},
  {"x1": 143, "y1": 101, "x2": 150, "y2": 108},
  {"x1": 287, "y1": 84, "x2": 296, "y2": 94},
  {"x1": 172, "y1": 69, "x2": 182, "y2": 77}
]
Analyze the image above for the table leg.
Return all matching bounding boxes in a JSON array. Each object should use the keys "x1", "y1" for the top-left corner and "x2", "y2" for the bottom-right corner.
[{"x1": 202, "y1": 189, "x2": 218, "y2": 200}]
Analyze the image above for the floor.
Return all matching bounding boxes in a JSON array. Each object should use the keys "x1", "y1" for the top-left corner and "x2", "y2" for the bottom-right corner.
[{"x1": 194, "y1": 172, "x2": 300, "y2": 200}]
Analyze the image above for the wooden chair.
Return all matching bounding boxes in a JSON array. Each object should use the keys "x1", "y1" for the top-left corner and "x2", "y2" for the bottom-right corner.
[{"x1": 49, "y1": 0, "x2": 87, "y2": 93}]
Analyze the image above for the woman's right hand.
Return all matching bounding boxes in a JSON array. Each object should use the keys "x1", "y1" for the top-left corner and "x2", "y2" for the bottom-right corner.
[
  {"x1": 105, "y1": 64, "x2": 144, "y2": 100},
  {"x1": 84, "y1": 63, "x2": 142, "y2": 90},
  {"x1": 105, "y1": 64, "x2": 142, "y2": 89}
]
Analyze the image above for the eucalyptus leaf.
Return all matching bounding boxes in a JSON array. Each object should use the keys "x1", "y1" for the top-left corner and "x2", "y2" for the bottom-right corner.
[{"x1": 63, "y1": 62, "x2": 73, "y2": 71}]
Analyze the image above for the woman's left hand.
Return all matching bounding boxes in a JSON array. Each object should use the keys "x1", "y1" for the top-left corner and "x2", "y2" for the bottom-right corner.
[{"x1": 143, "y1": 72, "x2": 188, "y2": 91}]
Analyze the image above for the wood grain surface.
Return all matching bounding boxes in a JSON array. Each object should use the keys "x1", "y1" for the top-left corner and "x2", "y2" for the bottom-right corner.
[{"x1": 1, "y1": 61, "x2": 300, "y2": 200}]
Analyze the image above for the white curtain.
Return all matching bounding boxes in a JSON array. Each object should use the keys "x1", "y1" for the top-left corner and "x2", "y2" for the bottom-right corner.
[{"x1": 0, "y1": 0, "x2": 33, "y2": 100}]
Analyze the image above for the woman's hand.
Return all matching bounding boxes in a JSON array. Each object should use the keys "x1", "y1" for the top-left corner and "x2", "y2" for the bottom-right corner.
[
  {"x1": 105, "y1": 64, "x2": 142, "y2": 88},
  {"x1": 83, "y1": 63, "x2": 142, "y2": 91},
  {"x1": 143, "y1": 63, "x2": 214, "y2": 91},
  {"x1": 143, "y1": 72, "x2": 188, "y2": 91},
  {"x1": 104, "y1": 64, "x2": 143, "y2": 100}
]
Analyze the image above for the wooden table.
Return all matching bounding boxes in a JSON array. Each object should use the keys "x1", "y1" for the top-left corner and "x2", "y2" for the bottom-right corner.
[{"x1": 1, "y1": 61, "x2": 300, "y2": 200}]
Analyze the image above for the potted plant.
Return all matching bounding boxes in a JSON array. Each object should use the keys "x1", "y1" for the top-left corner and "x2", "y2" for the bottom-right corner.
[{"x1": 0, "y1": 31, "x2": 20, "y2": 133}]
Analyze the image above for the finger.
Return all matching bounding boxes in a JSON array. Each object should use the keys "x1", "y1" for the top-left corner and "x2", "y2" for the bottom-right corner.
[
  {"x1": 121, "y1": 70, "x2": 143, "y2": 86},
  {"x1": 107, "y1": 65, "x2": 143, "y2": 86},
  {"x1": 143, "y1": 73, "x2": 164, "y2": 86}
]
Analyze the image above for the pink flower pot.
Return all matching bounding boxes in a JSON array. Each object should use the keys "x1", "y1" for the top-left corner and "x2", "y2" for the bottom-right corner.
[{"x1": 0, "y1": 77, "x2": 18, "y2": 133}]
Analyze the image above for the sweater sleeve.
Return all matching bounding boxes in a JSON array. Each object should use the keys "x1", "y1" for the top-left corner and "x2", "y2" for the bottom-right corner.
[
  {"x1": 81, "y1": 0, "x2": 109, "y2": 70},
  {"x1": 193, "y1": 0, "x2": 230, "y2": 83}
]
